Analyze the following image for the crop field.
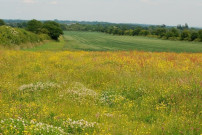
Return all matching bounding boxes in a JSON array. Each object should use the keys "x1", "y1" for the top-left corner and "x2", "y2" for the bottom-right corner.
[
  {"x1": 0, "y1": 32, "x2": 202, "y2": 134},
  {"x1": 62, "y1": 31, "x2": 202, "y2": 52}
]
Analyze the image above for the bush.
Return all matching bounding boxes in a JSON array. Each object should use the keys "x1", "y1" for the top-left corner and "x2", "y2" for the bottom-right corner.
[
  {"x1": 181, "y1": 30, "x2": 191, "y2": 40},
  {"x1": 0, "y1": 19, "x2": 5, "y2": 26},
  {"x1": 190, "y1": 32, "x2": 198, "y2": 41},
  {"x1": 198, "y1": 30, "x2": 202, "y2": 41}
]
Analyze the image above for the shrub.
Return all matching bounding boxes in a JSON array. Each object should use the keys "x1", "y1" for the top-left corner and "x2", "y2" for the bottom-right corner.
[
  {"x1": 181, "y1": 30, "x2": 191, "y2": 40},
  {"x1": 0, "y1": 19, "x2": 5, "y2": 26},
  {"x1": 198, "y1": 30, "x2": 202, "y2": 41}
]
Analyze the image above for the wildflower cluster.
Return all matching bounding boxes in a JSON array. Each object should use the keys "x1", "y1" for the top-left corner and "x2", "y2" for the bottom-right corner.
[
  {"x1": 29, "y1": 119, "x2": 66, "y2": 135},
  {"x1": 59, "y1": 82, "x2": 98, "y2": 102},
  {"x1": 0, "y1": 118, "x2": 66, "y2": 135},
  {"x1": 100, "y1": 91, "x2": 126, "y2": 106},
  {"x1": 6, "y1": 26, "x2": 19, "y2": 35},
  {"x1": 63, "y1": 118, "x2": 98, "y2": 133},
  {"x1": 19, "y1": 82, "x2": 61, "y2": 91}
]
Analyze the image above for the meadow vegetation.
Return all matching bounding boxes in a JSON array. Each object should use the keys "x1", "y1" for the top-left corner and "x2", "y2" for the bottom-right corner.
[{"x1": 0, "y1": 50, "x2": 201, "y2": 134}]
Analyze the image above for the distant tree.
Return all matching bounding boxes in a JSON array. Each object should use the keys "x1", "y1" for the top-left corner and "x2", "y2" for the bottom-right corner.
[
  {"x1": 198, "y1": 30, "x2": 202, "y2": 41},
  {"x1": 171, "y1": 28, "x2": 180, "y2": 37},
  {"x1": 27, "y1": 19, "x2": 43, "y2": 34},
  {"x1": 139, "y1": 30, "x2": 150, "y2": 36},
  {"x1": 190, "y1": 32, "x2": 198, "y2": 41},
  {"x1": 165, "y1": 31, "x2": 174, "y2": 39},
  {"x1": 43, "y1": 21, "x2": 63, "y2": 40},
  {"x1": 153, "y1": 28, "x2": 166, "y2": 38},
  {"x1": 177, "y1": 24, "x2": 183, "y2": 30},
  {"x1": 184, "y1": 23, "x2": 189, "y2": 29},
  {"x1": 132, "y1": 27, "x2": 142, "y2": 36},
  {"x1": 181, "y1": 30, "x2": 191, "y2": 40},
  {"x1": 112, "y1": 27, "x2": 120, "y2": 35},
  {"x1": 160, "y1": 24, "x2": 166, "y2": 28},
  {"x1": 124, "y1": 30, "x2": 130, "y2": 35},
  {"x1": 0, "y1": 19, "x2": 5, "y2": 26},
  {"x1": 17, "y1": 22, "x2": 27, "y2": 28}
]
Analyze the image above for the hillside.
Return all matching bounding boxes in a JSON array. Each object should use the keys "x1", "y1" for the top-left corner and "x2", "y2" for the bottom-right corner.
[{"x1": 0, "y1": 26, "x2": 49, "y2": 48}]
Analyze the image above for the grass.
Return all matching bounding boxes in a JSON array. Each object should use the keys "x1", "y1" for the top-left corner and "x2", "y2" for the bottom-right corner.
[
  {"x1": 24, "y1": 37, "x2": 65, "y2": 52},
  {"x1": 63, "y1": 31, "x2": 202, "y2": 52},
  {"x1": 0, "y1": 50, "x2": 201, "y2": 134}
]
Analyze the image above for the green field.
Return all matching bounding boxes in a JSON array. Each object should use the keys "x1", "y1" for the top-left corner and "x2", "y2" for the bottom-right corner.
[
  {"x1": 24, "y1": 31, "x2": 202, "y2": 52},
  {"x1": 62, "y1": 31, "x2": 202, "y2": 52}
]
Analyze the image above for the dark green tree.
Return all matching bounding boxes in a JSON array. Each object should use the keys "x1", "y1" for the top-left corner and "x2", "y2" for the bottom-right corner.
[
  {"x1": 177, "y1": 24, "x2": 183, "y2": 30},
  {"x1": 190, "y1": 32, "x2": 198, "y2": 41},
  {"x1": 171, "y1": 28, "x2": 180, "y2": 37},
  {"x1": 184, "y1": 23, "x2": 189, "y2": 29},
  {"x1": 181, "y1": 30, "x2": 191, "y2": 40},
  {"x1": 153, "y1": 28, "x2": 166, "y2": 38},
  {"x1": 132, "y1": 27, "x2": 142, "y2": 36},
  {"x1": 165, "y1": 31, "x2": 174, "y2": 39},
  {"x1": 139, "y1": 30, "x2": 150, "y2": 36},
  {"x1": 0, "y1": 19, "x2": 5, "y2": 26},
  {"x1": 43, "y1": 21, "x2": 63, "y2": 40},
  {"x1": 198, "y1": 30, "x2": 202, "y2": 41},
  {"x1": 27, "y1": 19, "x2": 43, "y2": 34}
]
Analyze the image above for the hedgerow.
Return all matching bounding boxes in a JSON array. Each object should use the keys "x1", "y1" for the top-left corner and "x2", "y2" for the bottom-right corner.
[{"x1": 0, "y1": 26, "x2": 50, "y2": 46}]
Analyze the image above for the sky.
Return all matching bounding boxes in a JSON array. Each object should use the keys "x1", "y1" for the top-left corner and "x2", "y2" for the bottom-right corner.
[{"x1": 0, "y1": 0, "x2": 202, "y2": 27}]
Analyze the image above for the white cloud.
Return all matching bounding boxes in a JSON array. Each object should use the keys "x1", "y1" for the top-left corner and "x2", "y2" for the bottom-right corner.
[
  {"x1": 22, "y1": 0, "x2": 36, "y2": 4},
  {"x1": 140, "y1": 0, "x2": 159, "y2": 5},
  {"x1": 50, "y1": 1, "x2": 58, "y2": 5}
]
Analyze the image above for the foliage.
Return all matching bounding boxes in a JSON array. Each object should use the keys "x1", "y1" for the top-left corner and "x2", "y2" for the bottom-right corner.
[
  {"x1": 43, "y1": 21, "x2": 63, "y2": 40},
  {"x1": 198, "y1": 30, "x2": 202, "y2": 41},
  {"x1": 181, "y1": 30, "x2": 191, "y2": 40},
  {"x1": 0, "y1": 26, "x2": 50, "y2": 47},
  {"x1": 27, "y1": 19, "x2": 43, "y2": 34},
  {"x1": 0, "y1": 19, "x2": 5, "y2": 26},
  {"x1": 190, "y1": 32, "x2": 198, "y2": 41}
]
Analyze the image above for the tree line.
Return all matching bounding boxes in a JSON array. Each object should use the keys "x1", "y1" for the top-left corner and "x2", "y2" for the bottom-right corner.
[
  {"x1": 2, "y1": 19, "x2": 202, "y2": 42},
  {"x1": 61, "y1": 23, "x2": 202, "y2": 42}
]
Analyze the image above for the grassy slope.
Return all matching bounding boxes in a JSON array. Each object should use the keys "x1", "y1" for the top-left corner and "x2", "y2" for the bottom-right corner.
[
  {"x1": 63, "y1": 31, "x2": 202, "y2": 52},
  {"x1": 24, "y1": 37, "x2": 65, "y2": 51}
]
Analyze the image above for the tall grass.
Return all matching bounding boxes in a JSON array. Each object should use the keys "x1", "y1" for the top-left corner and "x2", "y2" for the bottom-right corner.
[{"x1": 0, "y1": 50, "x2": 201, "y2": 134}]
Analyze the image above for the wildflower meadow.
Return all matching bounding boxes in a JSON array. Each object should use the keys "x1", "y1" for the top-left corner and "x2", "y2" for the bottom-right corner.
[{"x1": 0, "y1": 50, "x2": 201, "y2": 134}]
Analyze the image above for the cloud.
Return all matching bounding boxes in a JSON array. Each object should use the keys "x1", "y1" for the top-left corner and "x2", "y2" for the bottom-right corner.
[
  {"x1": 140, "y1": 0, "x2": 159, "y2": 5},
  {"x1": 50, "y1": 1, "x2": 58, "y2": 5},
  {"x1": 22, "y1": 0, "x2": 36, "y2": 4}
]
